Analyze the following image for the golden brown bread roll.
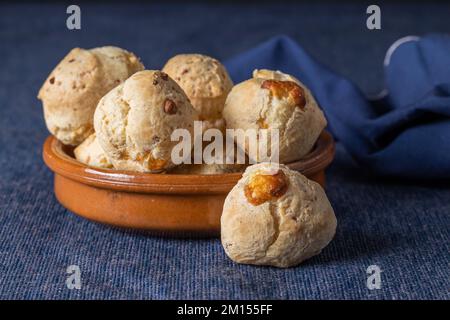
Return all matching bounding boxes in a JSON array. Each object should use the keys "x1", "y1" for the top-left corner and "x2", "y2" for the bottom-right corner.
[
  {"x1": 73, "y1": 133, "x2": 112, "y2": 169},
  {"x1": 38, "y1": 46, "x2": 144, "y2": 146},
  {"x1": 223, "y1": 69, "x2": 327, "y2": 163},
  {"x1": 162, "y1": 54, "x2": 233, "y2": 131},
  {"x1": 94, "y1": 70, "x2": 198, "y2": 173},
  {"x1": 221, "y1": 163, "x2": 336, "y2": 268}
]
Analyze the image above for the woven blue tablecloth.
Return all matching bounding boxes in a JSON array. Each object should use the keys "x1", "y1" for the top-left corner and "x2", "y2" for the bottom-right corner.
[{"x1": 0, "y1": 2, "x2": 449, "y2": 299}]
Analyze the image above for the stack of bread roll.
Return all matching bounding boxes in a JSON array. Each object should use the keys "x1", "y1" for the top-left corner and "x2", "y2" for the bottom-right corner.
[
  {"x1": 38, "y1": 46, "x2": 336, "y2": 268},
  {"x1": 38, "y1": 46, "x2": 327, "y2": 173}
]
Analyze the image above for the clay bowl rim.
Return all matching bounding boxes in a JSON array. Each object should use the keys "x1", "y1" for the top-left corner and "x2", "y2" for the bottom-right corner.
[{"x1": 42, "y1": 130, "x2": 335, "y2": 195}]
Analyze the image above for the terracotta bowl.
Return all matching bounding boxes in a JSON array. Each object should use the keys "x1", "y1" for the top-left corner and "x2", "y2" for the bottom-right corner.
[{"x1": 43, "y1": 131, "x2": 335, "y2": 237}]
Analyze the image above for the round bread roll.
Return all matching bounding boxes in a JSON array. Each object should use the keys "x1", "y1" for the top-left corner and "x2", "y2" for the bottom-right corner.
[
  {"x1": 73, "y1": 133, "x2": 112, "y2": 169},
  {"x1": 162, "y1": 54, "x2": 233, "y2": 130},
  {"x1": 221, "y1": 163, "x2": 336, "y2": 268},
  {"x1": 38, "y1": 46, "x2": 144, "y2": 146},
  {"x1": 94, "y1": 70, "x2": 198, "y2": 173},
  {"x1": 222, "y1": 69, "x2": 327, "y2": 163}
]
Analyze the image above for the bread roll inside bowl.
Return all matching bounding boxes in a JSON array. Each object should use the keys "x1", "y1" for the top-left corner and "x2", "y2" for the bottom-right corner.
[
  {"x1": 162, "y1": 54, "x2": 233, "y2": 131},
  {"x1": 93, "y1": 70, "x2": 198, "y2": 173},
  {"x1": 74, "y1": 133, "x2": 112, "y2": 169},
  {"x1": 38, "y1": 46, "x2": 144, "y2": 146},
  {"x1": 223, "y1": 69, "x2": 327, "y2": 163}
]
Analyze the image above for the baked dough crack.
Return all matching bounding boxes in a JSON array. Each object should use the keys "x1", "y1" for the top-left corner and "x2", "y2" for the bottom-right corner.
[{"x1": 264, "y1": 202, "x2": 281, "y2": 257}]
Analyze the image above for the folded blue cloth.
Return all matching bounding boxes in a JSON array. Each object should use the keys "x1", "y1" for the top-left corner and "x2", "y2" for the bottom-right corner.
[{"x1": 225, "y1": 34, "x2": 450, "y2": 179}]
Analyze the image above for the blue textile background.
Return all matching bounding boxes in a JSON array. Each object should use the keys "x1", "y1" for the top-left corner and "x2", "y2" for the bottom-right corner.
[{"x1": 0, "y1": 2, "x2": 449, "y2": 299}]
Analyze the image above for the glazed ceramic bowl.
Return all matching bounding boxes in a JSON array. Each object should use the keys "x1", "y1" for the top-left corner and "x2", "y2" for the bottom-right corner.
[{"x1": 43, "y1": 131, "x2": 335, "y2": 237}]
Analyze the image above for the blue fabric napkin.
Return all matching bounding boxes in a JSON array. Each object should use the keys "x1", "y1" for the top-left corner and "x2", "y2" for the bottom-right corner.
[{"x1": 224, "y1": 34, "x2": 450, "y2": 179}]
